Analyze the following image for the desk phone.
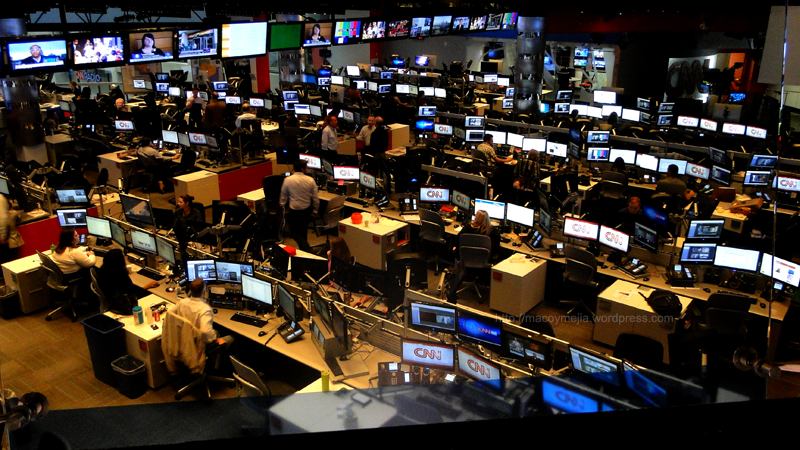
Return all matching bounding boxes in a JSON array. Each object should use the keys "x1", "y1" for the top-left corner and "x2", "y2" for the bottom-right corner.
[
  {"x1": 550, "y1": 242, "x2": 565, "y2": 258},
  {"x1": 278, "y1": 321, "x2": 305, "y2": 343},
  {"x1": 620, "y1": 258, "x2": 648, "y2": 277},
  {"x1": 668, "y1": 264, "x2": 695, "y2": 287}
]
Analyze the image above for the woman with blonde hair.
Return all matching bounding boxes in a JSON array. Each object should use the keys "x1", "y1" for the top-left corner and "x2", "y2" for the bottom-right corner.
[{"x1": 454, "y1": 210, "x2": 501, "y2": 257}]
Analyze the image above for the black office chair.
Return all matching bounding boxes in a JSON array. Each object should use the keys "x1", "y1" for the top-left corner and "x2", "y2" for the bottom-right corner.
[
  {"x1": 261, "y1": 174, "x2": 285, "y2": 205},
  {"x1": 38, "y1": 251, "x2": 88, "y2": 322},
  {"x1": 89, "y1": 267, "x2": 108, "y2": 314},
  {"x1": 614, "y1": 333, "x2": 664, "y2": 369},
  {"x1": 559, "y1": 245, "x2": 599, "y2": 318},
  {"x1": 172, "y1": 148, "x2": 199, "y2": 176},
  {"x1": 313, "y1": 195, "x2": 347, "y2": 251},
  {"x1": 455, "y1": 234, "x2": 493, "y2": 303},
  {"x1": 419, "y1": 209, "x2": 449, "y2": 275}
]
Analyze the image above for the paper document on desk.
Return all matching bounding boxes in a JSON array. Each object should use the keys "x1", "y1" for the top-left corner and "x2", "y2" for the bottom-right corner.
[
  {"x1": 403, "y1": 214, "x2": 420, "y2": 222},
  {"x1": 456, "y1": 157, "x2": 472, "y2": 163}
]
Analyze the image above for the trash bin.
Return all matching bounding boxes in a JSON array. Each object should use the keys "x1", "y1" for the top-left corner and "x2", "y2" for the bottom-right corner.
[
  {"x1": 0, "y1": 286, "x2": 20, "y2": 320},
  {"x1": 81, "y1": 314, "x2": 126, "y2": 387},
  {"x1": 112, "y1": 355, "x2": 146, "y2": 399}
]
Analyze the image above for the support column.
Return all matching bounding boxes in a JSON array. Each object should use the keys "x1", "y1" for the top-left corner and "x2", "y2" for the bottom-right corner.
[
  {"x1": 515, "y1": 17, "x2": 547, "y2": 115},
  {"x1": 0, "y1": 18, "x2": 47, "y2": 164}
]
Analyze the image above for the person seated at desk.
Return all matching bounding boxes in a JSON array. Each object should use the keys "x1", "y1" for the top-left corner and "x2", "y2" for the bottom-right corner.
[
  {"x1": 174, "y1": 194, "x2": 202, "y2": 225},
  {"x1": 69, "y1": 81, "x2": 81, "y2": 98},
  {"x1": 321, "y1": 116, "x2": 339, "y2": 152},
  {"x1": 98, "y1": 249, "x2": 159, "y2": 314},
  {"x1": 44, "y1": 110, "x2": 59, "y2": 136},
  {"x1": 325, "y1": 237, "x2": 384, "y2": 312},
  {"x1": 471, "y1": 134, "x2": 513, "y2": 168},
  {"x1": 415, "y1": 92, "x2": 427, "y2": 107},
  {"x1": 110, "y1": 98, "x2": 131, "y2": 120},
  {"x1": 656, "y1": 164, "x2": 687, "y2": 195},
  {"x1": 51, "y1": 229, "x2": 96, "y2": 281},
  {"x1": 174, "y1": 279, "x2": 234, "y2": 367},
  {"x1": 602, "y1": 157, "x2": 629, "y2": 188},
  {"x1": 284, "y1": 111, "x2": 300, "y2": 128},
  {"x1": 235, "y1": 104, "x2": 257, "y2": 129},
  {"x1": 137, "y1": 137, "x2": 180, "y2": 193},
  {"x1": 453, "y1": 210, "x2": 501, "y2": 261}
]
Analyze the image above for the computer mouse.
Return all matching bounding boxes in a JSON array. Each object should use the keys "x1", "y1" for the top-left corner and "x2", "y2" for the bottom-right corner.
[
  {"x1": 760, "y1": 303, "x2": 766, "y2": 309},
  {"x1": 213, "y1": 308, "x2": 218, "y2": 314},
  {"x1": 166, "y1": 287, "x2": 175, "y2": 293},
  {"x1": 643, "y1": 277, "x2": 650, "y2": 282},
  {"x1": 258, "y1": 331, "x2": 267, "y2": 337},
  {"x1": 703, "y1": 288, "x2": 711, "y2": 293},
  {"x1": 601, "y1": 264, "x2": 608, "y2": 269}
]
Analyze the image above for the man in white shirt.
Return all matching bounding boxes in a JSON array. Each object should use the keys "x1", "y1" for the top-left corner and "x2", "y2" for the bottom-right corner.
[
  {"x1": 235, "y1": 104, "x2": 257, "y2": 129},
  {"x1": 279, "y1": 160, "x2": 320, "y2": 253},
  {"x1": 321, "y1": 116, "x2": 339, "y2": 152},
  {"x1": 174, "y1": 279, "x2": 234, "y2": 365},
  {"x1": 352, "y1": 115, "x2": 376, "y2": 151}
]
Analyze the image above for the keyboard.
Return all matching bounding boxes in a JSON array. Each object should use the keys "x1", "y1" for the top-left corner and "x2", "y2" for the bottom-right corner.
[
  {"x1": 717, "y1": 290, "x2": 757, "y2": 304},
  {"x1": 90, "y1": 247, "x2": 109, "y2": 257},
  {"x1": 137, "y1": 267, "x2": 165, "y2": 281},
  {"x1": 347, "y1": 197, "x2": 369, "y2": 206},
  {"x1": 326, "y1": 356, "x2": 344, "y2": 377},
  {"x1": 230, "y1": 312, "x2": 268, "y2": 328},
  {"x1": 360, "y1": 329, "x2": 402, "y2": 356}
]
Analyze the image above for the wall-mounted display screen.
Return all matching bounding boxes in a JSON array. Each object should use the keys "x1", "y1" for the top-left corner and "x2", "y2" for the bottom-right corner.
[
  {"x1": 178, "y1": 29, "x2": 218, "y2": 59},
  {"x1": 269, "y1": 23, "x2": 303, "y2": 50},
  {"x1": 71, "y1": 36, "x2": 124, "y2": 66},
  {"x1": 8, "y1": 39, "x2": 67, "y2": 71},
  {"x1": 303, "y1": 22, "x2": 332, "y2": 47},
  {"x1": 221, "y1": 22, "x2": 267, "y2": 58},
  {"x1": 128, "y1": 31, "x2": 174, "y2": 63},
  {"x1": 333, "y1": 20, "x2": 362, "y2": 45}
]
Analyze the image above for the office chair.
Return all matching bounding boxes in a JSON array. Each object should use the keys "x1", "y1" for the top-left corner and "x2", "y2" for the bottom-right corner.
[
  {"x1": 614, "y1": 333, "x2": 664, "y2": 369},
  {"x1": 89, "y1": 267, "x2": 108, "y2": 313},
  {"x1": 313, "y1": 195, "x2": 347, "y2": 248},
  {"x1": 230, "y1": 356, "x2": 272, "y2": 397},
  {"x1": 455, "y1": 234, "x2": 493, "y2": 303},
  {"x1": 172, "y1": 148, "x2": 199, "y2": 176},
  {"x1": 262, "y1": 174, "x2": 285, "y2": 205},
  {"x1": 258, "y1": 203, "x2": 285, "y2": 246},
  {"x1": 559, "y1": 245, "x2": 599, "y2": 318},
  {"x1": 163, "y1": 307, "x2": 235, "y2": 401},
  {"x1": 38, "y1": 251, "x2": 87, "y2": 322},
  {"x1": 419, "y1": 209, "x2": 449, "y2": 275}
]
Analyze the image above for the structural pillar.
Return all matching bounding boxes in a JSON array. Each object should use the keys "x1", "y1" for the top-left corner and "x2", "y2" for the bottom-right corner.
[{"x1": 515, "y1": 17, "x2": 547, "y2": 115}]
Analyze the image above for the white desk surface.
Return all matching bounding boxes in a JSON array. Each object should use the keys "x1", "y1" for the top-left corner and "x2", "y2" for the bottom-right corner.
[
  {"x1": 599, "y1": 280, "x2": 692, "y2": 314},
  {"x1": 45, "y1": 134, "x2": 73, "y2": 144},
  {"x1": 340, "y1": 216, "x2": 408, "y2": 236},
  {"x1": 493, "y1": 253, "x2": 547, "y2": 276},
  {"x1": 174, "y1": 170, "x2": 216, "y2": 182},
  {"x1": 98, "y1": 151, "x2": 138, "y2": 164},
  {"x1": 540, "y1": 176, "x2": 598, "y2": 192},
  {"x1": 104, "y1": 294, "x2": 172, "y2": 341}
]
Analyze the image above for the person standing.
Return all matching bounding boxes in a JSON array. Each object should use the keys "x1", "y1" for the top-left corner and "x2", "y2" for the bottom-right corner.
[
  {"x1": 321, "y1": 116, "x2": 339, "y2": 152},
  {"x1": 279, "y1": 160, "x2": 320, "y2": 253},
  {"x1": 353, "y1": 115, "x2": 376, "y2": 152},
  {"x1": 370, "y1": 117, "x2": 391, "y2": 191}
]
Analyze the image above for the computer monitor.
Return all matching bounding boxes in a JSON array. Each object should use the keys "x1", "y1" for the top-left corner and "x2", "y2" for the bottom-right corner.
[
  {"x1": 699, "y1": 118, "x2": 718, "y2": 132},
  {"x1": 457, "y1": 345, "x2": 501, "y2": 389},
  {"x1": 570, "y1": 104, "x2": 588, "y2": 116},
  {"x1": 329, "y1": 302, "x2": 350, "y2": 353},
  {"x1": 401, "y1": 338, "x2": 455, "y2": 370},
  {"x1": 621, "y1": 109, "x2": 641, "y2": 122},
  {"x1": 593, "y1": 90, "x2": 616, "y2": 104},
  {"x1": 130, "y1": 229, "x2": 156, "y2": 254},
  {"x1": 546, "y1": 142, "x2": 567, "y2": 158},
  {"x1": 522, "y1": 138, "x2": 546, "y2": 153},
  {"x1": 676, "y1": 116, "x2": 699, "y2": 128},
  {"x1": 162, "y1": 130, "x2": 179, "y2": 145},
  {"x1": 502, "y1": 324, "x2": 553, "y2": 370},
  {"x1": 587, "y1": 131, "x2": 609, "y2": 144},
  {"x1": 714, "y1": 246, "x2": 760, "y2": 272},
  {"x1": 155, "y1": 82, "x2": 169, "y2": 92},
  {"x1": 506, "y1": 204, "x2": 534, "y2": 228},
  {"x1": 686, "y1": 163, "x2": 710, "y2": 180},
  {"x1": 587, "y1": 148, "x2": 610, "y2": 162},
  {"x1": 359, "y1": 172, "x2": 376, "y2": 190},
  {"x1": 332, "y1": 166, "x2": 359, "y2": 181},
  {"x1": 749, "y1": 154, "x2": 778, "y2": 169},
  {"x1": 657, "y1": 115, "x2": 672, "y2": 126},
  {"x1": 434, "y1": 123, "x2": 453, "y2": 135},
  {"x1": 186, "y1": 259, "x2": 217, "y2": 282},
  {"x1": 569, "y1": 345, "x2": 621, "y2": 387},
  {"x1": 686, "y1": 219, "x2": 724, "y2": 240},
  {"x1": 415, "y1": 120, "x2": 434, "y2": 131},
  {"x1": 168, "y1": 86, "x2": 182, "y2": 97},
  {"x1": 474, "y1": 199, "x2": 505, "y2": 221},
  {"x1": 298, "y1": 153, "x2": 322, "y2": 170},
  {"x1": 554, "y1": 103, "x2": 570, "y2": 114},
  {"x1": 0, "y1": 178, "x2": 9, "y2": 196},
  {"x1": 293, "y1": 104, "x2": 311, "y2": 115},
  {"x1": 465, "y1": 130, "x2": 484, "y2": 142},
  {"x1": 396, "y1": 84, "x2": 411, "y2": 94},
  {"x1": 709, "y1": 147, "x2": 727, "y2": 165},
  {"x1": 242, "y1": 274, "x2": 273, "y2": 306},
  {"x1": 634, "y1": 222, "x2": 658, "y2": 252},
  {"x1": 408, "y1": 301, "x2": 457, "y2": 334},
  {"x1": 215, "y1": 260, "x2": 254, "y2": 283},
  {"x1": 55, "y1": 188, "x2": 90, "y2": 206},
  {"x1": 56, "y1": 209, "x2": 87, "y2": 227},
  {"x1": 114, "y1": 120, "x2": 135, "y2": 132},
  {"x1": 760, "y1": 254, "x2": 800, "y2": 288},
  {"x1": 746, "y1": 126, "x2": 767, "y2": 139},
  {"x1": 538, "y1": 208, "x2": 552, "y2": 236},
  {"x1": 722, "y1": 122, "x2": 746, "y2": 135},
  {"x1": 657, "y1": 159, "x2": 688, "y2": 175},
  {"x1": 434, "y1": 88, "x2": 447, "y2": 99},
  {"x1": 418, "y1": 105, "x2": 436, "y2": 117},
  {"x1": 623, "y1": 361, "x2": 668, "y2": 407},
  {"x1": 680, "y1": 242, "x2": 717, "y2": 264},
  {"x1": 636, "y1": 153, "x2": 659, "y2": 172},
  {"x1": 601, "y1": 105, "x2": 622, "y2": 117},
  {"x1": 225, "y1": 96, "x2": 241, "y2": 105},
  {"x1": 110, "y1": 221, "x2": 126, "y2": 248},
  {"x1": 86, "y1": 216, "x2": 112, "y2": 240},
  {"x1": 119, "y1": 193, "x2": 155, "y2": 226},
  {"x1": 743, "y1": 171, "x2": 771, "y2": 187},
  {"x1": 555, "y1": 90, "x2": 572, "y2": 101},
  {"x1": 465, "y1": 116, "x2": 484, "y2": 128},
  {"x1": 711, "y1": 165, "x2": 731, "y2": 186},
  {"x1": 154, "y1": 236, "x2": 176, "y2": 265},
  {"x1": 419, "y1": 186, "x2": 450, "y2": 204},
  {"x1": 598, "y1": 225, "x2": 630, "y2": 253},
  {"x1": 277, "y1": 282, "x2": 300, "y2": 323},
  {"x1": 483, "y1": 130, "x2": 506, "y2": 145},
  {"x1": 451, "y1": 189, "x2": 470, "y2": 211},
  {"x1": 457, "y1": 308, "x2": 503, "y2": 351},
  {"x1": 188, "y1": 132, "x2": 207, "y2": 146},
  {"x1": 506, "y1": 132, "x2": 523, "y2": 148},
  {"x1": 563, "y1": 217, "x2": 599, "y2": 241}
]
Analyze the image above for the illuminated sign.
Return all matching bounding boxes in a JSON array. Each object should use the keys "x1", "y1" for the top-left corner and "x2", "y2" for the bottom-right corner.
[
  {"x1": 599, "y1": 225, "x2": 629, "y2": 253},
  {"x1": 686, "y1": 163, "x2": 710, "y2": 180},
  {"x1": 333, "y1": 166, "x2": 359, "y2": 180},
  {"x1": 746, "y1": 126, "x2": 767, "y2": 139},
  {"x1": 401, "y1": 339, "x2": 454, "y2": 370},
  {"x1": 563, "y1": 217, "x2": 599, "y2": 241},
  {"x1": 722, "y1": 122, "x2": 745, "y2": 135}
]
